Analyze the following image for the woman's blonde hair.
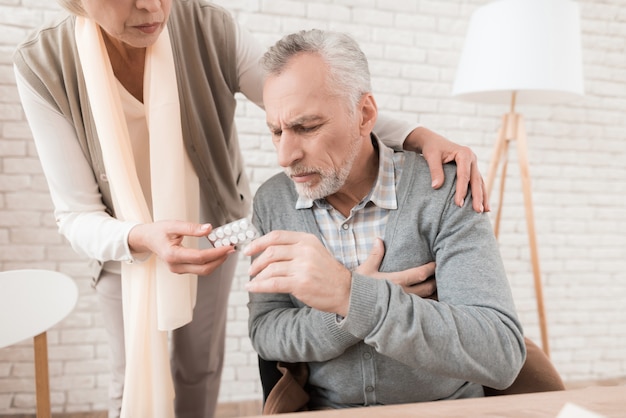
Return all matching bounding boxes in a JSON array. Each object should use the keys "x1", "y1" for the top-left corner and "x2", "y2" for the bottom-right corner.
[{"x1": 57, "y1": 0, "x2": 86, "y2": 16}]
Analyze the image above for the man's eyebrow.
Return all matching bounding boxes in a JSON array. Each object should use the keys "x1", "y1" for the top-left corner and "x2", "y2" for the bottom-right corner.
[{"x1": 267, "y1": 115, "x2": 325, "y2": 130}]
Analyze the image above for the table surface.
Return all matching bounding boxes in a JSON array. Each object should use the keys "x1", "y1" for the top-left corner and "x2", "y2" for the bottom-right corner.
[
  {"x1": 0, "y1": 269, "x2": 78, "y2": 348},
  {"x1": 248, "y1": 385, "x2": 626, "y2": 418}
]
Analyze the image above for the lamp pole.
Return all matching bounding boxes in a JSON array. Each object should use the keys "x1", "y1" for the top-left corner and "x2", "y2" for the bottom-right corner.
[{"x1": 485, "y1": 91, "x2": 550, "y2": 357}]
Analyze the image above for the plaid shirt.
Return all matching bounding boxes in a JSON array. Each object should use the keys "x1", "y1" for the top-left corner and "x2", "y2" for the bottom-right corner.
[{"x1": 295, "y1": 138, "x2": 404, "y2": 270}]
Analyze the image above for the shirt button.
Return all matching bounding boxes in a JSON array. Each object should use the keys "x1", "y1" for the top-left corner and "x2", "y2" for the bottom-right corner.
[
  {"x1": 363, "y1": 352, "x2": 372, "y2": 359},
  {"x1": 366, "y1": 386, "x2": 374, "y2": 392},
  {"x1": 342, "y1": 223, "x2": 349, "y2": 230}
]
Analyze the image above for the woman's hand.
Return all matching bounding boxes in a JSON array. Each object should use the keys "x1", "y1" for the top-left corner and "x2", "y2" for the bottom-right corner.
[
  {"x1": 404, "y1": 126, "x2": 489, "y2": 213},
  {"x1": 128, "y1": 220, "x2": 235, "y2": 276}
]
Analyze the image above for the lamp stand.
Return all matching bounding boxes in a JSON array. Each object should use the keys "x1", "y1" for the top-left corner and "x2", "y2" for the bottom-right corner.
[{"x1": 485, "y1": 93, "x2": 550, "y2": 357}]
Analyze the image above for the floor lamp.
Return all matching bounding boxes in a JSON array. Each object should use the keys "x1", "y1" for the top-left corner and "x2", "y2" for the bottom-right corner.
[{"x1": 452, "y1": 0, "x2": 585, "y2": 357}]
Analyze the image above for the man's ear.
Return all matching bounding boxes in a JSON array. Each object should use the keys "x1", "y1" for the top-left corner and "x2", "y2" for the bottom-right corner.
[{"x1": 359, "y1": 93, "x2": 378, "y2": 136}]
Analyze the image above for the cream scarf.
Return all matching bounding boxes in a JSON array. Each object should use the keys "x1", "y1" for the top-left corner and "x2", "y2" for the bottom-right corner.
[{"x1": 75, "y1": 17, "x2": 199, "y2": 418}]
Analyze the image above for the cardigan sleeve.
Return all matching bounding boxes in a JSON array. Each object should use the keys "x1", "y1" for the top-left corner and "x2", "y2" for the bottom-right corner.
[
  {"x1": 234, "y1": 19, "x2": 264, "y2": 108},
  {"x1": 248, "y1": 194, "x2": 362, "y2": 362}
]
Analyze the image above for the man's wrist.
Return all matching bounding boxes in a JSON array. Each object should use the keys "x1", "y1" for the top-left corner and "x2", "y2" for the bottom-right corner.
[{"x1": 335, "y1": 268, "x2": 352, "y2": 318}]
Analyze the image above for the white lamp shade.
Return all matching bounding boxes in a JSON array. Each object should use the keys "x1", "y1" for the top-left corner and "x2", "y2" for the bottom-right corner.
[{"x1": 452, "y1": 0, "x2": 585, "y2": 105}]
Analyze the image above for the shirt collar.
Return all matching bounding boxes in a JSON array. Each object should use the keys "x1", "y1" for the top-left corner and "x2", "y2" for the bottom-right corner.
[{"x1": 295, "y1": 134, "x2": 398, "y2": 211}]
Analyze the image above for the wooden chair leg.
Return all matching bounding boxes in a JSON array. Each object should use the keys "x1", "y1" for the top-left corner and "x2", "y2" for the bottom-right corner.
[{"x1": 33, "y1": 332, "x2": 51, "y2": 418}]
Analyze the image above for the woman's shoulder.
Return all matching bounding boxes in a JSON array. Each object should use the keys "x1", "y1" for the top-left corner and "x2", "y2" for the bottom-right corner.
[
  {"x1": 171, "y1": 0, "x2": 236, "y2": 23},
  {"x1": 169, "y1": 0, "x2": 238, "y2": 44},
  {"x1": 13, "y1": 11, "x2": 78, "y2": 93},
  {"x1": 15, "y1": 12, "x2": 75, "y2": 54}
]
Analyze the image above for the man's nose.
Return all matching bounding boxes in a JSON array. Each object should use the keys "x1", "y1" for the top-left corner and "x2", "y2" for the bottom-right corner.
[{"x1": 276, "y1": 131, "x2": 304, "y2": 168}]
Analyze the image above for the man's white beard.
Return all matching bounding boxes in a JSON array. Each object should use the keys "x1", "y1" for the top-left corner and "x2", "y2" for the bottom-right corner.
[{"x1": 287, "y1": 134, "x2": 361, "y2": 201}]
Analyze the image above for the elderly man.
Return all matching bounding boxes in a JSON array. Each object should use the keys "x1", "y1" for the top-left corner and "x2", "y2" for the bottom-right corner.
[{"x1": 245, "y1": 29, "x2": 526, "y2": 411}]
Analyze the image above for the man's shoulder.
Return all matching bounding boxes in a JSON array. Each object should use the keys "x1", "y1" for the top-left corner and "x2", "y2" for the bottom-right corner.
[
  {"x1": 253, "y1": 172, "x2": 302, "y2": 229},
  {"x1": 401, "y1": 150, "x2": 458, "y2": 178},
  {"x1": 399, "y1": 151, "x2": 458, "y2": 197},
  {"x1": 259, "y1": 170, "x2": 292, "y2": 187},
  {"x1": 255, "y1": 172, "x2": 295, "y2": 203}
]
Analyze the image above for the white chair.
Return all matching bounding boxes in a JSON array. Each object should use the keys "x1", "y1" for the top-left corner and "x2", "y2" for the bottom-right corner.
[{"x1": 0, "y1": 269, "x2": 79, "y2": 418}]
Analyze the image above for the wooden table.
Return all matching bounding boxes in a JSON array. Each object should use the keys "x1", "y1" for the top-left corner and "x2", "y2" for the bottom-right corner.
[{"x1": 249, "y1": 386, "x2": 625, "y2": 417}]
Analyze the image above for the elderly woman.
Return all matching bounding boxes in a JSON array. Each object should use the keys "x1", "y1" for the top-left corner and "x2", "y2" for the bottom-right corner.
[{"x1": 13, "y1": 0, "x2": 486, "y2": 417}]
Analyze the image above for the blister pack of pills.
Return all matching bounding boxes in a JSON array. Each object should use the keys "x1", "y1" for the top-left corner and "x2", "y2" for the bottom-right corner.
[{"x1": 207, "y1": 218, "x2": 260, "y2": 248}]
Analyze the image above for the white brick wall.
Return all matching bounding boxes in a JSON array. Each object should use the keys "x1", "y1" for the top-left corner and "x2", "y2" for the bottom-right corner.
[{"x1": 1, "y1": 0, "x2": 625, "y2": 413}]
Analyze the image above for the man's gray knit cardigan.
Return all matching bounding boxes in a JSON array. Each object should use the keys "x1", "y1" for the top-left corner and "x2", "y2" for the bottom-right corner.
[{"x1": 248, "y1": 145, "x2": 526, "y2": 409}]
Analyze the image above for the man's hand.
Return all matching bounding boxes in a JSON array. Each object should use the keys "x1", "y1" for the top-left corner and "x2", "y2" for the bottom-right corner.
[
  {"x1": 128, "y1": 220, "x2": 235, "y2": 276},
  {"x1": 356, "y1": 238, "x2": 437, "y2": 298},
  {"x1": 244, "y1": 230, "x2": 352, "y2": 317},
  {"x1": 404, "y1": 126, "x2": 489, "y2": 213}
]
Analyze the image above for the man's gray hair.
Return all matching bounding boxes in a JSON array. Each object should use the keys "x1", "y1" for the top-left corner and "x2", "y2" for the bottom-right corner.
[{"x1": 261, "y1": 29, "x2": 372, "y2": 111}]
